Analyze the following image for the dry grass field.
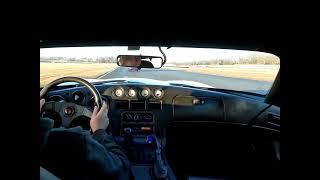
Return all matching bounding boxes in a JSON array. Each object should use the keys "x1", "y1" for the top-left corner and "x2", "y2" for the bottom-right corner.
[
  {"x1": 41, "y1": 63, "x2": 280, "y2": 87},
  {"x1": 163, "y1": 65, "x2": 280, "y2": 82},
  {"x1": 40, "y1": 63, "x2": 117, "y2": 87}
]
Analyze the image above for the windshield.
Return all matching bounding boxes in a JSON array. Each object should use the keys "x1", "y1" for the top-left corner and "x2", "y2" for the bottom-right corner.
[{"x1": 40, "y1": 46, "x2": 280, "y2": 95}]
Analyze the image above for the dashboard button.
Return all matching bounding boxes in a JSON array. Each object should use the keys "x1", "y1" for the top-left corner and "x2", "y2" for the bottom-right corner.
[
  {"x1": 124, "y1": 127, "x2": 132, "y2": 134},
  {"x1": 124, "y1": 113, "x2": 133, "y2": 121},
  {"x1": 134, "y1": 114, "x2": 141, "y2": 121},
  {"x1": 143, "y1": 114, "x2": 153, "y2": 121}
]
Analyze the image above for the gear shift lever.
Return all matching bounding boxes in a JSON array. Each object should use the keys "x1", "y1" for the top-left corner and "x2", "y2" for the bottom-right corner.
[
  {"x1": 123, "y1": 127, "x2": 133, "y2": 145},
  {"x1": 152, "y1": 135, "x2": 168, "y2": 179},
  {"x1": 123, "y1": 127, "x2": 137, "y2": 161}
]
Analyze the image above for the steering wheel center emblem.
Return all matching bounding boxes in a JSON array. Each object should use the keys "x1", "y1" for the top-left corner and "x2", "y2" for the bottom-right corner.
[{"x1": 64, "y1": 107, "x2": 75, "y2": 116}]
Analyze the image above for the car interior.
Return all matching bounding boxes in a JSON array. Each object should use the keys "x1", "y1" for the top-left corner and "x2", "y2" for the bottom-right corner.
[{"x1": 40, "y1": 38, "x2": 280, "y2": 180}]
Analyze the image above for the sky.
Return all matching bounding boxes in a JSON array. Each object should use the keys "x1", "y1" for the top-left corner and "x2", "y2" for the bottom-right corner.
[{"x1": 40, "y1": 46, "x2": 278, "y2": 63}]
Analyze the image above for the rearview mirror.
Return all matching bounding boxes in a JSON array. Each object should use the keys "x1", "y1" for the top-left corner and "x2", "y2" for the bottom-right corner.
[{"x1": 117, "y1": 55, "x2": 163, "y2": 69}]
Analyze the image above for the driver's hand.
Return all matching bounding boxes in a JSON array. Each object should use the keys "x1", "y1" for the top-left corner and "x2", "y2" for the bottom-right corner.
[
  {"x1": 90, "y1": 102, "x2": 109, "y2": 133},
  {"x1": 40, "y1": 99, "x2": 45, "y2": 113}
]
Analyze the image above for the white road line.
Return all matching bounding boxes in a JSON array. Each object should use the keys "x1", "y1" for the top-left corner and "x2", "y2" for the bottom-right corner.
[{"x1": 97, "y1": 67, "x2": 120, "y2": 79}]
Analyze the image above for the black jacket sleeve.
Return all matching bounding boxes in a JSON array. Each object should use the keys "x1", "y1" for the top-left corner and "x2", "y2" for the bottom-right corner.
[
  {"x1": 40, "y1": 126, "x2": 132, "y2": 180},
  {"x1": 86, "y1": 129, "x2": 132, "y2": 179}
]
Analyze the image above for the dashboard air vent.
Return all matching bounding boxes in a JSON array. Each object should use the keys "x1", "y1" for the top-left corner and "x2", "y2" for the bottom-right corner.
[
  {"x1": 130, "y1": 100, "x2": 146, "y2": 110},
  {"x1": 115, "y1": 100, "x2": 129, "y2": 110},
  {"x1": 148, "y1": 101, "x2": 162, "y2": 110}
]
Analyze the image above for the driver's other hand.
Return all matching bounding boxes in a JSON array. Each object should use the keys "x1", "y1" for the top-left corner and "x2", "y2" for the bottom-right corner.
[
  {"x1": 40, "y1": 99, "x2": 45, "y2": 112},
  {"x1": 90, "y1": 101, "x2": 109, "y2": 133}
]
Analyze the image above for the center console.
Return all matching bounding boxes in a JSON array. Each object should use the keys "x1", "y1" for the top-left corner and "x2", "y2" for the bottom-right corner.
[
  {"x1": 115, "y1": 111, "x2": 176, "y2": 180},
  {"x1": 121, "y1": 111, "x2": 155, "y2": 135}
]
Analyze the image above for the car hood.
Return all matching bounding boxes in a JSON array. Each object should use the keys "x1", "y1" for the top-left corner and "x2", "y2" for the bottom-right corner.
[{"x1": 58, "y1": 78, "x2": 214, "y2": 89}]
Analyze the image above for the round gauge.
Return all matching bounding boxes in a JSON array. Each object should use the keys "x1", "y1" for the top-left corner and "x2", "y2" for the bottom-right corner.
[
  {"x1": 141, "y1": 88, "x2": 150, "y2": 97},
  {"x1": 154, "y1": 89, "x2": 163, "y2": 98},
  {"x1": 128, "y1": 89, "x2": 136, "y2": 97},
  {"x1": 114, "y1": 87, "x2": 124, "y2": 97},
  {"x1": 72, "y1": 91, "x2": 84, "y2": 103}
]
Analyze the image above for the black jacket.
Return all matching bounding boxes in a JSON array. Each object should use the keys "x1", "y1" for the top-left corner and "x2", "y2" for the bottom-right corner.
[{"x1": 40, "y1": 118, "x2": 132, "y2": 180}]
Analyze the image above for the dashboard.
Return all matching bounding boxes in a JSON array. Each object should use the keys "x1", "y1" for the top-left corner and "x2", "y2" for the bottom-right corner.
[
  {"x1": 43, "y1": 83, "x2": 279, "y2": 137},
  {"x1": 42, "y1": 82, "x2": 280, "y2": 177}
]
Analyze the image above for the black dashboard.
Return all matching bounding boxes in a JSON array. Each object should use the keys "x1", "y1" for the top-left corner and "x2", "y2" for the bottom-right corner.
[
  {"x1": 42, "y1": 82, "x2": 280, "y2": 179},
  {"x1": 43, "y1": 83, "x2": 279, "y2": 137}
]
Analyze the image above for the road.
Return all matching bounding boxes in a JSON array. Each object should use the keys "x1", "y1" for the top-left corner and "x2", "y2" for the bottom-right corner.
[{"x1": 99, "y1": 67, "x2": 273, "y2": 94}]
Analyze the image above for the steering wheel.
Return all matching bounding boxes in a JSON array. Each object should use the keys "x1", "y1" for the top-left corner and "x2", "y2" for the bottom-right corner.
[{"x1": 40, "y1": 77, "x2": 103, "y2": 128}]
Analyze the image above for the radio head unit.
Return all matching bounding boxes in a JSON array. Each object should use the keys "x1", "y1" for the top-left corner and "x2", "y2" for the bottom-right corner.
[{"x1": 121, "y1": 111, "x2": 155, "y2": 135}]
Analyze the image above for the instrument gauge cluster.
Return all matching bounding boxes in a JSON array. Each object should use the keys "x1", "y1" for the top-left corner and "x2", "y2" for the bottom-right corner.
[{"x1": 111, "y1": 86, "x2": 164, "y2": 99}]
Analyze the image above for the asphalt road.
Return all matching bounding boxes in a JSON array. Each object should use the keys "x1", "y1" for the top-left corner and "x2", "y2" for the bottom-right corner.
[{"x1": 99, "y1": 67, "x2": 272, "y2": 94}]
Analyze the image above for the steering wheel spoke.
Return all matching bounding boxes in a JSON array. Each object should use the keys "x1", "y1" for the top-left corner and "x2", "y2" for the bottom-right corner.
[
  {"x1": 71, "y1": 104, "x2": 93, "y2": 120},
  {"x1": 61, "y1": 116, "x2": 73, "y2": 127},
  {"x1": 43, "y1": 101, "x2": 63, "y2": 112},
  {"x1": 43, "y1": 101, "x2": 94, "y2": 128},
  {"x1": 78, "y1": 106, "x2": 93, "y2": 119},
  {"x1": 64, "y1": 103, "x2": 92, "y2": 127}
]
